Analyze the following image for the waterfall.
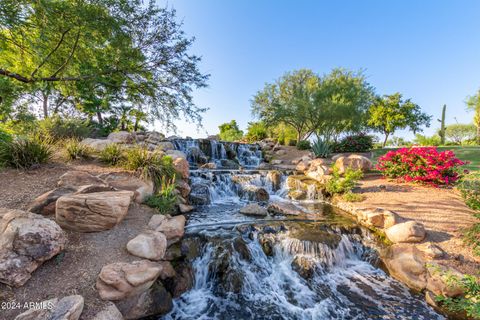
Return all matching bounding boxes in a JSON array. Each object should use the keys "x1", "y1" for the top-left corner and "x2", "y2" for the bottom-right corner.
[{"x1": 236, "y1": 144, "x2": 262, "y2": 168}]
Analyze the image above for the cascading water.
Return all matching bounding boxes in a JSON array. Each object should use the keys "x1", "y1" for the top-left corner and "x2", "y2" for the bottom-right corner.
[
  {"x1": 236, "y1": 144, "x2": 263, "y2": 168},
  {"x1": 161, "y1": 149, "x2": 444, "y2": 320}
]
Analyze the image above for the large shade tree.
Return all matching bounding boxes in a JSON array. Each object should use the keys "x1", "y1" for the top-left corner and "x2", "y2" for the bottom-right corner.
[
  {"x1": 466, "y1": 89, "x2": 480, "y2": 144},
  {"x1": 368, "y1": 93, "x2": 431, "y2": 147},
  {"x1": 0, "y1": 0, "x2": 209, "y2": 130}
]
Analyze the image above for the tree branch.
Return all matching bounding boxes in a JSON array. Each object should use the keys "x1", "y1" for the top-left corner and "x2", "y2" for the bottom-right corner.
[
  {"x1": 31, "y1": 28, "x2": 71, "y2": 78},
  {"x1": 51, "y1": 29, "x2": 80, "y2": 77}
]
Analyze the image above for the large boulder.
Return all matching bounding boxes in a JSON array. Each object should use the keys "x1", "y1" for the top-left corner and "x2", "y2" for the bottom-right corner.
[
  {"x1": 14, "y1": 295, "x2": 84, "y2": 320},
  {"x1": 90, "y1": 303, "x2": 123, "y2": 320},
  {"x1": 127, "y1": 231, "x2": 167, "y2": 261},
  {"x1": 334, "y1": 155, "x2": 372, "y2": 174},
  {"x1": 96, "y1": 260, "x2": 163, "y2": 301},
  {"x1": 56, "y1": 191, "x2": 134, "y2": 232},
  {"x1": 175, "y1": 179, "x2": 191, "y2": 198},
  {"x1": 383, "y1": 244, "x2": 427, "y2": 291},
  {"x1": 426, "y1": 263, "x2": 465, "y2": 298},
  {"x1": 81, "y1": 138, "x2": 112, "y2": 151},
  {"x1": 385, "y1": 221, "x2": 426, "y2": 243},
  {"x1": 154, "y1": 215, "x2": 186, "y2": 244},
  {"x1": 165, "y1": 150, "x2": 187, "y2": 160},
  {"x1": 57, "y1": 171, "x2": 105, "y2": 188},
  {"x1": 267, "y1": 201, "x2": 306, "y2": 216},
  {"x1": 27, "y1": 186, "x2": 77, "y2": 215},
  {"x1": 98, "y1": 172, "x2": 154, "y2": 203},
  {"x1": 266, "y1": 170, "x2": 282, "y2": 191},
  {"x1": 356, "y1": 208, "x2": 402, "y2": 229},
  {"x1": 173, "y1": 157, "x2": 189, "y2": 180},
  {"x1": 107, "y1": 131, "x2": 134, "y2": 144},
  {"x1": 238, "y1": 185, "x2": 269, "y2": 202},
  {"x1": 239, "y1": 203, "x2": 268, "y2": 217},
  {"x1": 156, "y1": 141, "x2": 175, "y2": 152},
  {"x1": 189, "y1": 183, "x2": 210, "y2": 205},
  {"x1": 0, "y1": 208, "x2": 66, "y2": 287}
]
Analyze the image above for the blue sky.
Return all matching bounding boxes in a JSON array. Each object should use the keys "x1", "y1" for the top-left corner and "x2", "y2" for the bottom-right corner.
[{"x1": 156, "y1": 0, "x2": 480, "y2": 140}]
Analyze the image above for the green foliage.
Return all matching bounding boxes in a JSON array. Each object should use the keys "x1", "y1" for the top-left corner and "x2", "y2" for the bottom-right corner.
[
  {"x1": 311, "y1": 139, "x2": 332, "y2": 158},
  {"x1": 0, "y1": 0, "x2": 208, "y2": 131},
  {"x1": 218, "y1": 120, "x2": 243, "y2": 141},
  {"x1": 435, "y1": 273, "x2": 480, "y2": 319},
  {"x1": 387, "y1": 136, "x2": 411, "y2": 147},
  {"x1": 0, "y1": 136, "x2": 53, "y2": 169},
  {"x1": 466, "y1": 89, "x2": 480, "y2": 144},
  {"x1": 332, "y1": 133, "x2": 373, "y2": 153},
  {"x1": 99, "y1": 144, "x2": 124, "y2": 166},
  {"x1": 245, "y1": 121, "x2": 268, "y2": 142},
  {"x1": 122, "y1": 147, "x2": 177, "y2": 192},
  {"x1": 458, "y1": 173, "x2": 480, "y2": 255},
  {"x1": 144, "y1": 177, "x2": 177, "y2": 215},
  {"x1": 287, "y1": 139, "x2": 296, "y2": 146},
  {"x1": 296, "y1": 140, "x2": 311, "y2": 150},
  {"x1": 273, "y1": 123, "x2": 297, "y2": 145},
  {"x1": 38, "y1": 116, "x2": 92, "y2": 141},
  {"x1": 63, "y1": 138, "x2": 91, "y2": 160},
  {"x1": 252, "y1": 68, "x2": 375, "y2": 143},
  {"x1": 0, "y1": 125, "x2": 13, "y2": 142},
  {"x1": 445, "y1": 123, "x2": 477, "y2": 145},
  {"x1": 413, "y1": 133, "x2": 441, "y2": 146},
  {"x1": 368, "y1": 93, "x2": 432, "y2": 147},
  {"x1": 326, "y1": 166, "x2": 364, "y2": 195}
]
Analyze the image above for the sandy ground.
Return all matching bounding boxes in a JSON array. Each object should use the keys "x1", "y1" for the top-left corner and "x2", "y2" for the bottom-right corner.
[
  {"x1": 356, "y1": 175, "x2": 480, "y2": 274},
  {"x1": 0, "y1": 161, "x2": 156, "y2": 319}
]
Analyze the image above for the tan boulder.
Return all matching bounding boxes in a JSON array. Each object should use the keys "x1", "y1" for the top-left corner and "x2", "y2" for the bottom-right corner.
[
  {"x1": 81, "y1": 138, "x2": 112, "y2": 151},
  {"x1": 156, "y1": 141, "x2": 175, "y2": 151},
  {"x1": 239, "y1": 184, "x2": 270, "y2": 202},
  {"x1": 356, "y1": 208, "x2": 402, "y2": 229},
  {"x1": 385, "y1": 221, "x2": 426, "y2": 243},
  {"x1": 147, "y1": 214, "x2": 167, "y2": 230},
  {"x1": 154, "y1": 215, "x2": 186, "y2": 243},
  {"x1": 295, "y1": 161, "x2": 310, "y2": 172},
  {"x1": 0, "y1": 208, "x2": 66, "y2": 287},
  {"x1": 175, "y1": 179, "x2": 191, "y2": 198},
  {"x1": 107, "y1": 131, "x2": 134, "y2": 144},
  {"x1": 426, "y1": 263, "x2": 464, "y2": 297},
  {"x1": 14, "y1": 295, "x2": 84, "y2": 320},
  {"x1": 165, "y1": 150, "x2": 187, "y2": 160},
  {"x1": 27, "y1": 186, "x2": 77, "y2": 215},
  {"x1": 239, "y1": 203, "x2": 268, "y2": 216},
  {"x1": 417, "y1": 242, "x2": 445, "y2": 259},
  {"x1": 383, "y1": 244, "x2": 427, "y2": 291},
  {"x1": 334, "y1": 155, "x2": 372, "y2": 174},
  {"x1": 99, "y1": 172, "x2": 154, "y2": 203},
  {"x1": 267, "y1": 201, "x2": 306, "y2": 216},
  {"x1": 57, "y1": 171, "x2": 105, "y2": 187},
  {"x1": 56, "y1": 191, "x2": 134, "y2": 232},
  {"x1": 178, "y1": 204, "x2": 194, "y2": 213},
  {"x1": 90, "y1": 302, "x2": 123, "y2": 320},
  {"x1": 127, "y1": 231, "x2": 167, "y2": 261},
  {"x1": 96, "y1": 260, "x2": 163, "y2": 301},
  {"x1": 173, "y1": 157, "x2": 189, "y2": 180}
]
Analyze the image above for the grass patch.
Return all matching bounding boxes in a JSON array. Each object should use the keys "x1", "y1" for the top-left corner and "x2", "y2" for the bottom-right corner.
[
  {"x1": 144, "y1": 177, "x2": 177, "y2": 214},
  {"x1": 0, "y1": 136, "x2": 53, "y2": 169},
  {"x1": 99, "y1": 143, "x2": 124, "y2": 165},
  {"x1": 63, "y1": 138, "x2": 92, "y2": 160}
]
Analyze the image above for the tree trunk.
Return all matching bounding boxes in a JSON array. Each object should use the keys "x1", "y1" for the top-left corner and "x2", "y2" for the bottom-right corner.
[
  {"x1": 42, "y1": 92, "x2": 49, "y2": 119},
  {"x1": 134, "y1": 118, "x2": 139, "y2": 132},
  {"x1": 96, "y1": 112, "x2": 103, "y2": 125},
  {"x1": 382, "y1": 133, "x2": 390, "y2": 147}
]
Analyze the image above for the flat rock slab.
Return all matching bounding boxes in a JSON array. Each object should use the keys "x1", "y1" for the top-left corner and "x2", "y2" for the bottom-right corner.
[
  {"x1": 56, "y1": 191, "x2": 134, "y2": 232},
  {"x1": 57, "y1": 171, "x2": 105, "y2": 188},
  {"x1": 98, "y1": 172, "x2": 154, "y2": 203},
  {"x1": 0, "y1": 208, "x2": 66, "y2": 287},
  {"x1": 239, "y1": 203, "x2": 268, "y2": 216},
  {"x1": 267, "y1": 201, "x2": 306, "y2": 216},
  {"x1": 14, "y1": 295, "x2": 84, "y2": 320}
]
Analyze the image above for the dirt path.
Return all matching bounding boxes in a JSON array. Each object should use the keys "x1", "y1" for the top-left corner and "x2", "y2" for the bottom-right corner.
[{"x1": 356, "y1": 175, "x2": 479, "y2": 274}]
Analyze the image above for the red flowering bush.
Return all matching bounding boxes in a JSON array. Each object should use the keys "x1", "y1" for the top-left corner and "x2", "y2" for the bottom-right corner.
[{"x1": 376, "y1": 147, "x2": 466, "y2": 186}]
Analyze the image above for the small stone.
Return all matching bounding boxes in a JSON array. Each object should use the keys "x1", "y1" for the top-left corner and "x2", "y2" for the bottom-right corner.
[
  {"x1": 385, "y1": 221, "x2": 426, "y2": 243},
  {"x1": 126, "y1": 231, "x2": 167, "y2": 261}
]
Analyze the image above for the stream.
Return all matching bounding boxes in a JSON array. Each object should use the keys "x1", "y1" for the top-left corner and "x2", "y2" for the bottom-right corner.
[{"x1": 162, "y1": 141, "x2": 444, "y2": 320}]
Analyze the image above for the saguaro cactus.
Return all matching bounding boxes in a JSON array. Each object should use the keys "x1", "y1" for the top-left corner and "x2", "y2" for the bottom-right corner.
[{"x1": 438, "y1": 104, "x2": 446, "y2": 145}]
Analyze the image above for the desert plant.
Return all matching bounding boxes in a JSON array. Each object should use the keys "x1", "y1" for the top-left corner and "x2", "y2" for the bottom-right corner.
[
  {"x1": 326, "y1": 166, "x2": 363, "y2": 195},
  {"x1": 99, "y1": 143, "x2": 124, "y2": 165},
  {"x1": 296, "y1": 140, "x2": 311, "y2": 150},
  {"x1": 63, "y1": 139, "x2": 92, "y2": 160},
  {"x1": 435, "y1": 272, "x2": 480, "y2": 319},
  {"x1": 438, "y1": 104, "x2": 447, "y2": 145},
  {"x1": 0, "y1": 136, "x2": 53, "y2": 169},
  {"x1": 458, "y1": 173, "x2": 480, "y2": 211},
  {"x1": 122, "y1": 147, "x2": 177, "y2": 191},
  {"x1": 332, "y1": 133, "x2": 373, "y2": 153},
  {"x1": 144, "y1": 177, "x2": 177, "y2": 214},
  {"x1": 312, "y1": 139, "x2": 332, "y2": 158},
  {"x1": 376, "y1": 147, "x2": 465, "y2": 187}
]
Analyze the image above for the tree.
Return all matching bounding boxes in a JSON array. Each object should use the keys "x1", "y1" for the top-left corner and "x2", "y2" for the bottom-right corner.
[
  {"x1": 218, "y1": 120, "x2": 243, "y2": 141},
  {"x1": 444, "y1": 123, "x2": 477, "y2": 145},
  {"x1": 368, "y1": 93, "x2": 431, "y2": 147},
  {"x1": 251, "y1": 69, "x2": 317, "y2": 143},
  {"x1": 308, "y1": 68, "x2": 375, "y2": 142},
  {"x1": 466, "y1": 90, "x2": 480, "y2": 144},
  {"x1": 245, "y1": 121, "x2": 268, "y2": 142},
  {"x1": 0, "y1": 0, "x2": 208, "y2": 130}
]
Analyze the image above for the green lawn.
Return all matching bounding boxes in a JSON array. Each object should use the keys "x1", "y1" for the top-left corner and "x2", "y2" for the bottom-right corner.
[{"x1": 371, "y1": 146, "x2": 480, "y2": 172}]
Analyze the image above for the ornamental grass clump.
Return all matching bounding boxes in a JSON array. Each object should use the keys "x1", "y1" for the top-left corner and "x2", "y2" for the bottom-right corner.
[
  {"x1": 0, "y1": 136, "x2": 53, "y2": 169},
  {"x1": 376, "y1": 147, "x2": 466, "y2": 187}
]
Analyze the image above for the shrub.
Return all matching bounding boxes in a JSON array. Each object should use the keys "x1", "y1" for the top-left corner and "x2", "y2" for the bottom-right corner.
[
  {"x1": 37, "y1": 116, "x2": 92, "y2": 141},
  {"x1": 0, "y1": 126, "x2": 13, "y2": 142},
  {"x1": 332, "y1": 133, "x2": 373, "y2": 153},
  {"x1": 100, "y1": 143, "x2": 124, "y2": 165},
  {"x1": 326, "y1": 166, "x2": 363, "y2": 195},
  {"x1": 413, "y1": 133, "x2": 441, "y2": 146},
  {"x1": 63, "y1": 139, "x2": 92, "y2": 160},
  {"x1": 457, "y1": 173, "x2": 480, "y2": 211},
  {"x1": 287, "y1": 139, "x2": 296, "y2": 146},
  {"x1": 435, "y1": 272, "x2": 480, "y2": 319},
  {"x1": 144, "y1": 177, "x2": 177, "y2": 214},
  {"x1": 376, "y1": 147, "x2": 465, "y2": 187},
  {"x1": 0, "y1": 136, "x2": 53, "y2": 169},
  {"x1": 296, "y1": 140, "x2": 311, "y2": 150},
  {"x1": 122, "y1": 147, "x2": 177, "y2": 191},
  {"x1": 245, "y1": 121, "x2": 268, "y2": 142},
  {"x1": 312, "y1": 139, "x2": 332, "y2": 158}
]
